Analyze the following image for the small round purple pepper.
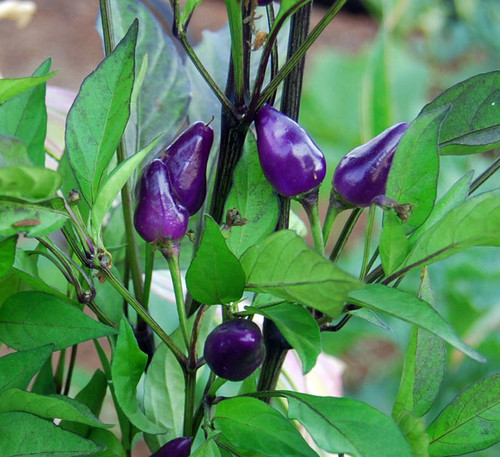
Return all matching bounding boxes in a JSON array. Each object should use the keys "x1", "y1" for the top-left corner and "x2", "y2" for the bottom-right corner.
[
  {"x1": 161, "y1": 122, "x2": 214, "y2": 216},
  {"x1": 203, "y1": 319, "x2": 265, "y2": 381},
  {"x1": 332, "y1": 122, "x2": 409, "y2": 207},
  {"x1": 254, "y1": 104, "x2": 326, "y2": 198},
  {"x1": 150, "y1": 437, "x2": 193, "y2": 457},
  {"x1": 134, "y1": 159, "x2": 189, "y2": 244}
]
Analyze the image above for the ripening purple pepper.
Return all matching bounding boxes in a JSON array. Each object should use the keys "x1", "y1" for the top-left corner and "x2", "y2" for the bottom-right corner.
[
  {"x1": 203, "y1": 319, "x2": 265, "y2": 381},
  {"x1": 134, "y1": 159, "x2": 189, "y2": 244},
  {"x1": 161, "y1": 122, "x2": 214, "y2": 216},
  {"x1": 150, "y1": 437, "x2": 193, "y2": 457},
  {"x1": 332, "y1": 122, "x2": 409, "y2": 207},
  {"x1": 255, "y1": 104, "x2": 327, "y2": 198}
]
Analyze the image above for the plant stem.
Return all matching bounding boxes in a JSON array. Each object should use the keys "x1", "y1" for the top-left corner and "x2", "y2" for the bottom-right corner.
[
  {"x1": 469, "y1": 153, "x2": 500, "y2": 195},
  {"x1": 300, "y1": 192, "x2": 324, "y2": 255},
  {"x1": 183, "y1": 366, "x2": 196, "y2": 436},
  {"x1": 360, "y1": 205, "x2": 376, "y2": 279},
  {"x1": 63, "y1": 345, "x2": 78, "y2": 396},
  {"x1": 99, "y1": 0, "x2": 114, "y2": 56},
  {"x1": 329, "y1": 208, "x2": 363, "y2": 262},
  {"x1": 55, "y1": 349, "x2": 66, "y2": 394},
  {"x1": 322, "y1": 205, "x2": 339, "y2": 247}
]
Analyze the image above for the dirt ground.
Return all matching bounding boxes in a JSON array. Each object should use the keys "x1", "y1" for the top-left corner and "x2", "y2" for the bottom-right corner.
[{"x1": 0, "y1": 1, "x2": 377, "y2": 456}]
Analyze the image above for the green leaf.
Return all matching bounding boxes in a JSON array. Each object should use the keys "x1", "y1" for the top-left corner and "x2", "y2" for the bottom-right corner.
[
  {"x1": 393, "y1": 409, "x2": 429, "y2": 457},
  {"x1": 0, "y1": 134, "x2": 32, "y2": 167},
  {"x1": 91, "y1": 136, "x2": 161, "y2": 239},
  {"x1": 88, "y1": 428, "x2": 126, "y2": 457},
  {"x1": 273, "y1": 0, "x2": 311, "y2": 34},
  {"x1": 225, "y1": 132, "x2": 280, "y2": 257},
  {"x1": 0, "y1": 72, "x2": 56, "y2": 104},
  {"x1": 385, "y1": 106, "x2": 449, "y2": 231},
  {"x1": 0, "y1": 236, "x2": 16, "y2": 278},
  {"x1": 109, "y1": 0, "x2": 190, "y2": 157},
  {"x1": 0, "y1": 344, "x2": 53, "y2": 394},
  {"x1": 283, "y1": 391, "x2": 412, "y2": 457},
  {"x1": 401, "y1": 188, "x2": 500, "y2": 272},
  {"x1": 393, "y1": 270, "x2": 446, "y2": 419},
  {"x1": 0, "y1": 59, "x2": 51, "y2": 166},
  {"x1": 0, "y1": 291, "x2": 117, "y2": 351},
  {"x1": 111, "y1": 318, "x2": 164, "y2": 434},
  {"x1": 421, "y1": 70, "x2": 500, "y2": 155},
  {"x1": 0, "y1": 166, "x2": 62, "y2": 202},
  {"x1": 379, "y1": 210, "x2": 409, "y2": 276},
  {"x1": 427, "y1": 373, "x2": 500, "y2": 456},
  {"x1": 192, "y1": 438, "x2": 222, "y2": 457},
  {"x1": 241, "y1": 230, "x2": 363, "y2": 318},
  {"x1": 0, "y1": 411, "x2": 103, "y2": 457},
  {"x1": 224, "y1": 0, "x2": 244, "y2": 100},
  {"x1": 0, "y1": 388, "x2": 110, "y2": 428},
  {"x1": 246, "y1": 301, "x2": 321, "y2": 374},
  {"x1": 0, "y1": 199, "x2": 68, "y2": 238},
  {"x1": 186, "y1": 216, "x2": 246, "y2": 305},
  {"x1": 180, "y1": 0, "x2": 203, "y2": 27},
  {"x1": 66, "y1": 20, "x2": 137, "y2": 204},
  {"x1": 214, "y1": 397, "x2": 318, "y2": 457},
  {"x1": 348, "y1": 284, "x2": 484, "y2": 362}
]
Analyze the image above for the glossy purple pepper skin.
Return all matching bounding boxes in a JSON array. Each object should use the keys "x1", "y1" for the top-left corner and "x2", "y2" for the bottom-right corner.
[
  {"x1": 203, "y1": 319, "x2": 265, "y2": 381},
  {"x1": 161, "y1": 122, "x2": 214, "y2": 216},
  {"x1": 332, "y1": 122, "x2": 409, "y2": 207},
  {"x1": 255, "y1": 104, "x2": 326, "y2": 198},
  {"x1": 150, "y1": 437, "x2": 193, "y2": 457},
  {"x1": 134, "y1": 159, "x2": 189, "y2": 243}
]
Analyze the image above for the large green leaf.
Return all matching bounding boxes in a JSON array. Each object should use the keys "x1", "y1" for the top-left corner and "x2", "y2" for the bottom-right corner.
[
  {"x1": 0, "y1": 291, "x2": 116, "y2": 350},
  {"x1": 0, "y1": 72, "x2": 56, "y2": 104},
  {"x1": 0, "y1": 59, "x2": 51, "y2": 166},
  {"x1": 421, "y1": 70, "x2": 500, "y2": 155},
  {"x1": 241, "y1": 230, "x2": 362, "y2": 318},
  {"x1": 283, "y1": 391, "x2": 412, "y2": 457},
  {"x1": 0, "y1": 199, "x2": 68, "y2": 238},
  {"x1": 109, "y1": 0, "x2": 190, "y2": 158},
  {"x1": 385, "y1": 106, "x2": 448, "y2": 231},
  {"x1": 0, "y1": 388, "x2": 110, "y2": 428},
  {"x1": 225, "y1": 132, "x2": 280, "y2": 257},
  {"x1": 214, "y1": 397, "x2": 318, "y2": 457},
  {"x1": 0, "y1": 411, "x2": 103, "y2": 457},
  {"x1": 186, "y1": 216, "x2": 246, "y2": 305},
  {"x1": 0, "y1": 344, "x2": 53, "y2": 394},
  {"x1": 66, "y1": 21, "x2": 137, "y2": 204},
  {"x1": 0, "y1": 236, "x2": 16, "y2": 278},
  {"x1": 0, "y1": 166, "x2": 62, "y2": 202},
  {"x1": 348, "y1": 284, "x2": 483, "y2": 362},
  {"x1": 427, "y1": 373, "x2": 500, "y2": 456},
  {"x1": 111, "y1": 318, "x2": 164, "y2": 434}
]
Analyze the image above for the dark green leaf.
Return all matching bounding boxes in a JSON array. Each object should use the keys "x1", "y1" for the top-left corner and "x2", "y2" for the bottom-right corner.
[
  {"x1": 0, "y1": 59, "x2": 51, "y2": 166},
  {"x1": 246, "y1": 301, "x2": 321, "y2": 374},
  {"x1": 0, "y1": 411, "x2": 103, "y2": 457},
  {"x1": 393, "y1": 409, "x2": 429, "y2": 457},
  {"x1": 385, "y1": 106, "x2": 449, "y2": 231},
  {"x1": 31, "y1": 356, "x2": 57, "y2": 395},
  {"x1": 427, "y1": 373, "x2": 500, "y2": 456},
  {"x1": 0, "y1": 133, "x2": 32, "y2": 167},
  {"x1": 225, "y1": 132, "x2": 280, "y2": 257},
  {"x1": 186, "y1": 216, "x2": 246, "y2": 305},
  {"x1": 0, "y1": 344, "x2": 53, "y2": 394},
  {"x1": 111, "y1": 318, "x2": 164, "y2": 434},
  {"x1": 0, "y1": 199, "x2": 68, "y2": 238},
  {"x1": 0, "y1": 291, "x2": 116, "y2": 351},
  {"x1": 241, "y1": 230, "x2": 362, "y2": 318},
  {"x1": 0, "y1": 236, "x2": 16, "y2": 278},
  {"x1": 66, "y1": 21, "x2": 137, "y2": 204},
  {"x1": 283, "y1": 391, "x2": 412, "y2": 457},
  {"x1": 0, "y1": 166, "x2": 62, "y2": 202},
  {"x1": 214, "y1": 397, "x2": 318, "y2": 457},
  {"x1": 88, "y1": 428, "x2": 126, "y2": 457},
  {"x1": 348, "y1": 284, "x2": 483, "y2": 362},
  {"x1": 421, "y1": 70, "x2": 500, "y2": 155},
  {"x1": 0, "y1": 388, "x2": 110, "y2": 428},
  {"x1": 0, "y1": 71, "x2": 56, "y2": 104}
]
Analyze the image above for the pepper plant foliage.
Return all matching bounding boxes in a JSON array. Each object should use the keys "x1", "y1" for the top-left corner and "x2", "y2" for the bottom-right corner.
[{"x1": 1, "y1": 0, "x2": 500, "y2": 455}]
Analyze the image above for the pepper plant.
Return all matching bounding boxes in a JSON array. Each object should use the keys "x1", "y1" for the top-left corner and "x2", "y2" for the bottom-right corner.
[{"x1": 1, "y1": 0, "x2": 500, "y2": 456}]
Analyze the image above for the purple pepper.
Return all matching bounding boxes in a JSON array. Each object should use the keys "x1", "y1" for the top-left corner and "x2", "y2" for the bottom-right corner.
[
  {"x1": 203, "y1": 319, "x2": 266, "y2": 381},
  {"x1": 255, "y1": 104, "x2": 326, "y2": 198},
  {"x1": 161, "y1": 122, "x2": 214, "y2": 216},
  {"x1": 332, "y1": 122, "x2": 409, "y2": 207},
  {"x1": 257, "y1": 0, "x2": 273, "y2": 5},
  {"x1": 134, "y1": 159, "x2": 189, "y2": 244},
  {"x1": 150, "y1": 437, "x2": 193, "y2": 457}
]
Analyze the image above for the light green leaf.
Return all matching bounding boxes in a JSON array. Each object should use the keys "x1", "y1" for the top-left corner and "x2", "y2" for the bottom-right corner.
[
  {"x1": 428, "y1": 373, "x2": 500, "y2": 456},
  {"x1": 241, "y1": 230, "x2": 362, "y2": 318},
  {"x1": 284, "y1": 391, "x2": 412, "y2": 457},
  {"x1": 0, "y1": 134, "x2": 32, "y2": 167},
  {"x1": 0, "y1": 291, "x2": 117, "y2": 351},
  {"x1": 0, "y1": 72, "x2": 56, "y2": 104},
  {"x1": 111, "y1": 318, "x2": 164, "y2": 434},
  {"x1": 225, "y1": 132, "x2": 279, "y2": 257},
  {"x1": 214, "y1": 397, "x2": 318, "y2": 457},
  {"x1": 0, "y1": 411, "x2": 103, "y2": 457},
  {"x1": 186, "y1": 216, "x2": 245, "y2": 305},
  {"x1": 348, "y1": 284, "x2": 484, "y2": 362},
  {"x1": 393, "y1": 409, "x2": 429, "y2": 457},
  {"x1": 66, "y1": 20, "x2": 137, "y2": 204},
  {"x1": 192, "y1": 438, "x2": 222, "y2": 457},
  {"x1": 0, "y1": 166, "x2": 62, "y2": 202},
  {"x1": 379, "y1": 210, "x2": 409, "y2": 275}
]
